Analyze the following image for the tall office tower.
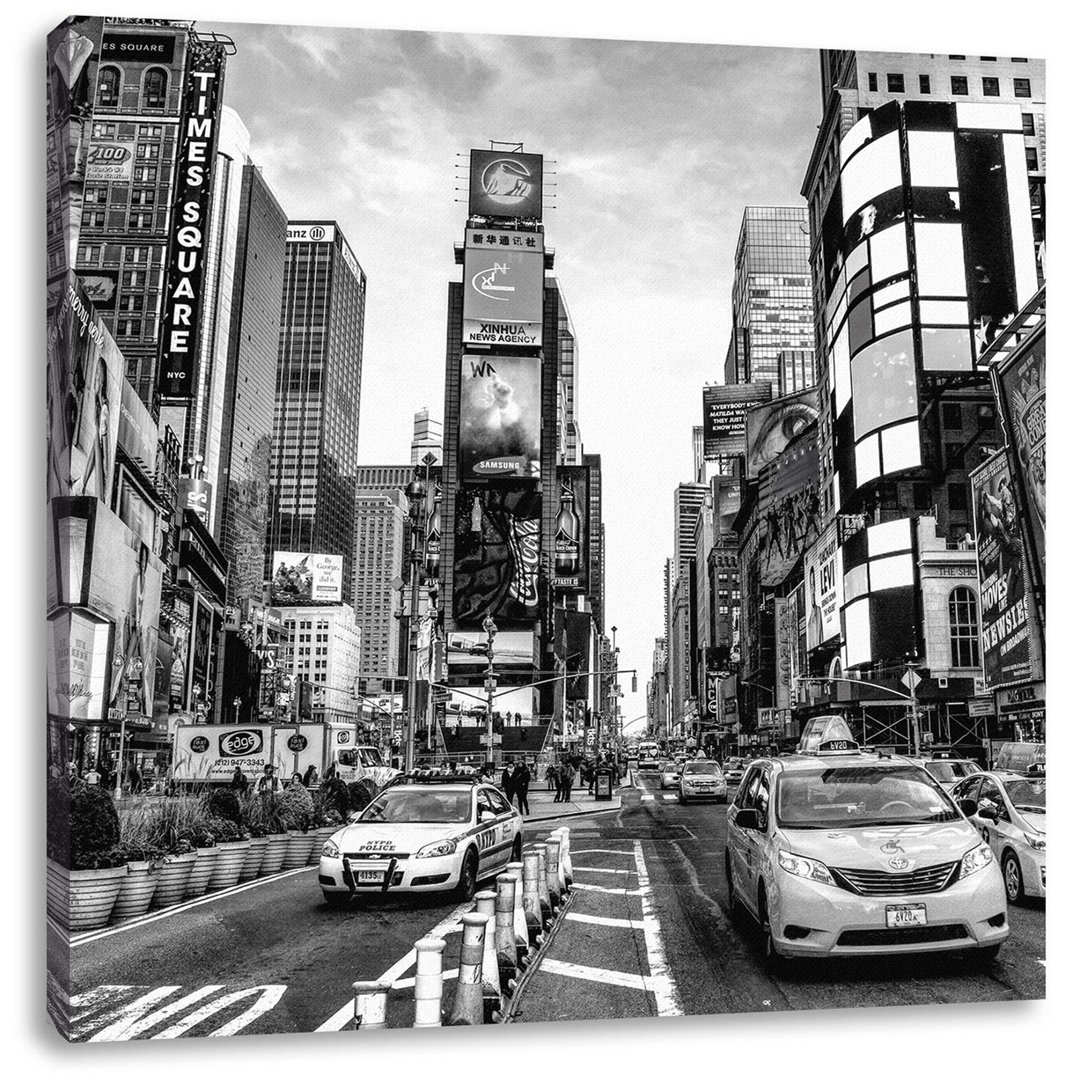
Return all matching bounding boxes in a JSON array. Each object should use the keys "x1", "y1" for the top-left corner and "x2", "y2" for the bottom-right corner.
[
  {"x1": 674, "y1": 482, "x2": 709, "y2": 571},
  {"x1": 724, "y1": 206, "x2": 815, "y2": 394},
  {"x1": 59, "y1": 18, "x2": 233, "y2": 409},
  {"x1": 268, "y1": 222, "x2": 366, "y2": 589},
  {"x1": 277, "y1": 604, "x2": 361, "y2": 724},
  {"x1": 356, "y1": 466, "x2": 415, "y2": 495},
  {"x1": 410, "y1": 408, "x2": 443, "y2": 466},
  {"x1": 554, "y1": 281, "x2": 583, "y2": 465},
  {"x1": 583, "y1": 452, "x2": 604, "y2": 628},
  {"x1": 352, "y1": 489, "x2": 410, "y2": 680}
]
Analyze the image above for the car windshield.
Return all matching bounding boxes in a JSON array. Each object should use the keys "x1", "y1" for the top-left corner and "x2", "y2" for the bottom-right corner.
[
  {"x1": 776, "y1": 766, "x2": 961, "y2": 828},
  {"x1": 924, "y1": 761, "x2": 977, "y2": 782},
  {"x1": 359, "y1": 789, "x2": 472, "y2": 824},
  {"x1": 357, "y1": 747, "x2": 383, "y2": 767},
  {"x1": 1004, "y1": 778, "x2": 1046, "y2": 813},
  {"x1": 685, "y1": 762, "x2": 721, "y2": 775}
]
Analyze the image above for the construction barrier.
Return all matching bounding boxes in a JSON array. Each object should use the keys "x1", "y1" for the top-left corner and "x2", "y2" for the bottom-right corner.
[
  {"x1": 352, "y1": 980, "x2": 391, "y2": 1030},
  {"x1": 556, "y1": 826, "x2": 574, "y2": 886},
  {"x1": 504, "y1": 860, "x2": 530, "y2": 960},
  {"x1": 447, "y1": 912, "x2": 489, "y2": 1026},
  {"x1": 474, "y1": 890, "x2": 503, "y2": 1023},
  {"x1": 413, "y1": 936, "x2": 447, "y2": 1028},
  {"x1": 530, "y1": 843, "x2": 554, "y2": 925},
  {"x1": 521, "y1": 850, "x2": 545, "y2": 942},
  {"x1": 547, "y1": 834, "x2": 568, "y2": 895},
  {"x1": 543, "y1": 838, "x2": 564, "y2": 911},
  {"x1": 494, "y1": 874, "x2": 519, "y2": 993}
]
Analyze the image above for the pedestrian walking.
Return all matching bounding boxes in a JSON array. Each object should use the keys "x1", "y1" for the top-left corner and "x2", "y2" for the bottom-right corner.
[
  {"x1": 230, "y1": 765, "x2": 249, "y2": 793},
  {"x1": 83, "y1": 764, "x2": 101, "y2": 786},
  {"x1": 302, "y1": 764, "x2": 318, "y2": 787},
  {"x1": 256, "y1": 764, "x2": 280, "y2": 794},
  {"x1": 545, "y1": 763, "x2": 556, "y2": 790},
  {"x1": 512, "y1": 759, "x2": 530, "y2": 816},
  {"x1": 561, "y1": 761, "x2": 574, "y2": 802},
  {"x1": 127, "y1": 762, "x2": 142, "y2": 794},
  {"x1": 501, "y1": 762, "x2": 515, "y2": 800}
]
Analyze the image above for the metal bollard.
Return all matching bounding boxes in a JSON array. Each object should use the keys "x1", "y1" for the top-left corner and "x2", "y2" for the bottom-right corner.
[
  {"x1": 474, "y1": 891, "x2": 502, "y2": 1022},
  {"x1": 521, "y1": 850, "x2": 545, "y2": 942},
  {"x1": 413, "y1": 936, "x2": 446, "y2": 1028},
  {"x1": 504, "y1": 860, "x2": 529, "y2": 959},
  {"x1": 547, "y1": 833, "x2": 568, "y2": 895},
  {"x1": 447, "y1": 912, "x2": 490, "y2": 1026},
  {"x1": 352, "y1": 980, "x2": 392, "y2": 1029},
  {"x1": 494, "y1": 874, "x2": 519, "y2": 993},
  {"x1": 544, "y1": 837, "x2": 564, "y2": 910},
  {"x1": 530, "y1": 843, "x2": 553, "y2": 924},
  {"x1": 556, "y1": 826, "x2": 574, "y2": 886}
]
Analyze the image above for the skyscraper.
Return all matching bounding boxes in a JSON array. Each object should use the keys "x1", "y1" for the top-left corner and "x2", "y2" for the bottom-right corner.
[
  {"x1": 268, "y1": 221, "x2": 366, "y2": 588},
  {"x1": 410, "y1": 408, "x2": 443, "y2": 466},
  {"x1": 674, "y1": 482, "x2": 709, "y2": 571},
  {"x1": 725, "y1": 206, "x2": 815, "y2": 394}
]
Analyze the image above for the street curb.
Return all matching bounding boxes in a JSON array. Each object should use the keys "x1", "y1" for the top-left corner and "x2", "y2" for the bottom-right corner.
[
  {"x1": 499, "y1": 884, "x2": 576, "y2": 1023},
  {"x1": 525, "y1": 803, "x2": 622, "y2": 824}
]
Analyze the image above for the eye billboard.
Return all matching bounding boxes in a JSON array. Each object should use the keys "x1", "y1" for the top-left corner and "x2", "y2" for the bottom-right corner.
[
  {"x1": 468, "y1": 149, "x2": 543, "y2": 221},
  {"x1": 744, "y1": 388, "x2": 819, "y2": 480},
  {"x1": 459, "y1": 355, "x2": 541, "y2": 480}
]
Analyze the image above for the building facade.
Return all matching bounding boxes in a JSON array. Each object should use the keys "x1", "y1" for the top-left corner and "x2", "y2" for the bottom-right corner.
[{"x1": 278, "y1": 604, "x2": 361, "y2": 725}]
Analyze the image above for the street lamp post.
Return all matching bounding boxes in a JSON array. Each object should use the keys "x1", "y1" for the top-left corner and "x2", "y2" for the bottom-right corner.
[
  {"x1": 403, "y1": 479, "x2": 426, "y2": 773},
  {"x1": 482, "y1": 614, "x2": 498, "y2": 772}
]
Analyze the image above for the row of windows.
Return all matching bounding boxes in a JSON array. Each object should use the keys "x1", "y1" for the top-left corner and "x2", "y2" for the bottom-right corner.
[
  {"x1": 98, "y1": 65, "x2": 169, "y2": 110},
  {"x1": 867, "y1": 71, "x2": 1032, "y2": 97}
]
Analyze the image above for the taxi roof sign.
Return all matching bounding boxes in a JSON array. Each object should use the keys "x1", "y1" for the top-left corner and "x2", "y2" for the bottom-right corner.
[{"x1": 798, "y1": 715, "x2": 860, "y2": 756}]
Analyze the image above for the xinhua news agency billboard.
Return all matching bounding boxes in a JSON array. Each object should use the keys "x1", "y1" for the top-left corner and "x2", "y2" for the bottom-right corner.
[
  {"x1": 703, "y1": 383, "x2": 772, "y2": 458},
  {"x1": 462, "y1": 229, "x2": 544, "y2": 346},
  {"x1": 468, "y1": 149, "x2": 543, "y2": 221},
  {"x1": 271, "y1": 552, "x2": 344, "y2": 606}
]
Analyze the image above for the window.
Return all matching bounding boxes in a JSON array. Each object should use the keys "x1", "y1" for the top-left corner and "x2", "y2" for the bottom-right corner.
[
  {"x1": 945, "y1": 442, "x2": 966, "y2": 469},
  {"x1": 886, "y1": 73, "x2": 905, "y2": 93},
  {"x1": 912, "y1": 482, "x2": 933, "y2": 512},
  {"x1": 919, "y1": 74, "x2": 931, "y2": 94},
  {"x1": 97, "y1": 66, "x2": 121, "y2": 107},
  {"x1": 948, "y1": 55, "x2": 966, "y2": 60},
  {"x1": 949, "y1": 587, "x2": 980, "y2": 667},
  {"x1": 948, "y1": 482, "x2": 968, "y2": 512},
  {"x1": 1026, "y1": 147, "x2": 1039, "y2": 171},
  {"x1": 979, "y1": 56, "x2": 997, "y2": 62},
  {"x1": 977, "y1": 403, "x2": 996, "y2": 430},
  {"x1": 753, "y1": 770, "x2": 772, "y2": 820},
  {"x1": 1011, "y1": 58, "x2": 1029, "y2": 63},
  {"x1": 143, "y1": 68, "x2": 167, "y2": 109},
  {"x1": 951, "y1": 76, "x2": 969, "y2": 95},
  {"x1": 1022, "y1": 112, "x2": 1035, "y2": 136},
  {"x1": 1014, "y1": 77, "x2": 1032, "y2": 98},
  {"x1": 942, "y1": 403, "x2": 963, "y2": 429},
  {"x1": 983, "y1": 77, "x2": 1000, "y2": 96},
  {"x1": 867, "y1": 72, "x2": 878, "y2": 91}
]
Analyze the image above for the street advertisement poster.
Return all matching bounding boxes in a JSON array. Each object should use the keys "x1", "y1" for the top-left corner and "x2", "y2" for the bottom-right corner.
[
  {"x1": 76, "y1": 268, "x2": 120, "y2": 311},
  {"x1": 117, "y1": 379, "x2": 158, "y2": 474},
  {"x1": 445, "y1": 685, "x2": 536, "y2": 725},
  {"x1": 805, "y1": 527, "x2": 842, "y2": 650},
  {"x1": 774, "y1": 596, "x2": 794, "y2": 708},
  {"x1": 46, "y1": 609, "x2": 111, "y2": 722},
  {"x1": 459, "y1": 355, "x2": 541, "y2": 480},
  {"x1": 555, "y1": 608, "x2": 593, "y2": 698},
  {"x1": 468, "y1": 148, "x2": 544, "y2": 220},
  {"x1": 85, "y1": 138, "x2": 136, "y2": 183},
  {"x1": 445, "y1": 630, "x2": 534, "y2": 666},
  {"x1": 157, "y1": 40, "x2": 226, "y2": 399},
  {"x1": 703, "y1": 383, "x2": 772, "y2": 458},
  {"x1": 971, "y1": 450, "x2": 1037, "y2": 689},
  {"x1": 712, "y1": 475, "x2": 742, "y2": 534},
  {"x1": 554, "y1": 465, "x2": 589, "y2": 591},
  {"x1": 744, "y1": 387, "x2": 819, "y2": 479},
  {"x1": 453, "y1": 486, "x2": 541, "y2": 627},
  {"x1": 994, "y1": 332, "x2": 1045, "y2": 598},
  {"x1": 271, "y1": 551, "x2": 344, "y2": 605},
  {"x1": 46, "y1": 272, "x2": 123, "y2": 508},
  {"x1": 757, "y1": 428, "x2": 820, "y2": 587},
  {"x1": 462, "y1": 230, "x2": 544, "y2": 346}
]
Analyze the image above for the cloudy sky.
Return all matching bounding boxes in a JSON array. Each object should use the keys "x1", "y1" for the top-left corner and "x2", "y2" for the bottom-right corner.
[{"x1": 200, "y1": 15, "x2": 823, "y2": 727}]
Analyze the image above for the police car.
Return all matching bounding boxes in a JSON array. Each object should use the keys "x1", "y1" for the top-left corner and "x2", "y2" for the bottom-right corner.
[
  {"x1": 725, "y1": 716, "x2": 1008, "y2": 968},
  {"x1": 317, "y1": 775, "x2": 522, "y2": 907}
]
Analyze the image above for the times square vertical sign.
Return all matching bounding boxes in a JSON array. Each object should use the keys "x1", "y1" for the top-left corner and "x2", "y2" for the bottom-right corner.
[{"x1": 157, "y1": 41, "x2": 226, "y2": 399}]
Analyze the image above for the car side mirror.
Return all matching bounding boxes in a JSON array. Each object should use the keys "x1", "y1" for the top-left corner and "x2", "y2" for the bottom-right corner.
[
  {"x1": 957, "y1": 798, "x2": 977, "y2": 818},
  {"x1": 479, "y1": 808, "x2": 496, "y2": 822},
  {"x1": 733, "y1": 808, "x2": 762, "y2": 831},
  {"x1": 976, "y1": 806, "x2": 999, "y2": 823}
]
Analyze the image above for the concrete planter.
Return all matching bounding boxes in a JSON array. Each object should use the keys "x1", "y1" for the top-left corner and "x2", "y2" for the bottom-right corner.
[
  {"x1": 259, "y1": 833, "x2": 288, "y2": 876},
  {"x1": 184, "y1": 845, "x2": 220, "y2": 898},
  {"x1": 151, "y1": 852, "x2": 196, "y2": 908},
  {"x1": 207, "y1": 840, "x2": 250, "y2": 890},
  {"x1": 238, "y1": 835, "x2": 268, "y2": 881},
  {"x1": 282, "y1": 830, "x2": 313, "y2": 870},
  {"x1": 111, "y1": 860, "x2": 159, "y2": 921},
  {"x1": 310, "y1": 826, "x2": 336, "y2": 865},
  {"x1": 47, "y1": 860, "x2": 126, "y2": 932}
]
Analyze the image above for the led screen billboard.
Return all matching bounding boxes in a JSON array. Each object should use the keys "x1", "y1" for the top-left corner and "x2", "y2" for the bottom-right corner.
[
  {"x1": 271, "y1": 552, "x2": 344, "y2": 606},
  {"x1": 445, "y1": 630, "x2": 534, "y2": 667},
  {"x1": 459, "y1": 355, "x2": 541, "y2": 480},
  {"x1": 468, "y1": 149, "x2": 543, "y2": 221},
  {"x1": 462, "y1": 229, "x2": 544, "y2": 346},
  {"x1": 744, "y1": 388, "x2": 818, "y2": 479},
  {"x1": 553, "y1": 466, "x2": 589, "y2": 592},
  {"x1": 703, "y1": 383, "x2": 772, "y2": 458},
  {"x1": 805, "y1": 528, "x2": 842, "y2": 651},
  {"x1": 757, "y1": 426, "x2": 820, "y2": 588}
]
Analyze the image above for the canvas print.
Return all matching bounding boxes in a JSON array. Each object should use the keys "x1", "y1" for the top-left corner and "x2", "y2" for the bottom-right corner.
[{"x1": 45, "y1": 15, "x2": 1046, "y2": 1042}]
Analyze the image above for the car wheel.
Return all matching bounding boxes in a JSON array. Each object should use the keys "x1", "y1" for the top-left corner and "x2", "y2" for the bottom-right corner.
[
  {"x1": 969, "y1": 942, "x2": 1002, "y2": 971},
  {"x1": 1002, "y1": 849, "x2": 1025, "y2": 904},
  {"x1": 724, "y1": 855, "x2": 741, "y2": 921},
  {"x1": 455, "y1": 849, "x2": 479, "y2": 900},
  {"x1": 323, "y1": 891, "x2": 350, "y2": 909},
  {"x1": 677, "y1": 791, "x2": 686, "y2": 804},
  {"x1": 758, "y1": 885, "x2": 787, "y2": 971}
]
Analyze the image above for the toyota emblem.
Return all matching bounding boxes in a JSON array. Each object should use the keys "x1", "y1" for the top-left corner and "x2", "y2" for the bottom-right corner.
[{"x1": 887, "y1": 856, "x2": 911, "y2": 872}]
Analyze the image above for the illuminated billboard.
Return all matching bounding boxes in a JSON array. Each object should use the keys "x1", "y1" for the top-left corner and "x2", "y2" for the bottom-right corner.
[
  {"x1": 468, "y1": 149, "x2": 543, "y2": 221},
  {"x1": 757, "y1": 425, "x2": 820, "y2": 588},
  {"x1": 271, "y1": 551, "x2": 344, "y2": 605},
  {"x1": 462, "y1": 229, "x2": 544, "y2": 346},
  {"x1": 459, "y1": 355, "x2": 541, "y2": 480},
  {"x1": 703, "y1": 383, "x2": 772, "y2": 458},
  {"x1": 554, "y1": 466, "x2": 589, "y2": 592},
  {"x1": 744, "y1": 388, "x2": 818, "y2": 480},
  {"x1": 805, "y1": 528, "x2": 842, "y2": 651},
  {"x1": 445, "y1": 631, "x2": 534, "y2": 667}
]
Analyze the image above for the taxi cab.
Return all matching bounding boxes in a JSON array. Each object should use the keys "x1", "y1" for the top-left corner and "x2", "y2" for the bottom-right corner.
[
  {"x1": 317, "y1": 775, "x2": 522, "y2": 907},
  {"x1": 725, "y1": 716, "x2": 1008, "y2": 968},
  {"x1": 916, "y1": 754, "x2": 980, "y2": 794},
  {"x1": 952, "y1": 769, "x2": 1046, "y2": 903}
]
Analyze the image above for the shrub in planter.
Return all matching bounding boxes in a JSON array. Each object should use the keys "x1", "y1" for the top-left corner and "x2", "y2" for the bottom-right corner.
[
  {"x1": 203, "y1": 788, "x2": 243, "y2": 827},
  {"x1": 108, "y1": 840, "x2": 165, "y2": 922},
  {"x1": 347, "y1": 779, "x2": 377, "y2": 813},
  {"x1": 279, "y1": 783, "x2": 315, "y2": 832},
  {"x1": 205, "y1": 817, "x2": 250, "y2": 890},
  {"x1": 243, "y1": 792, "x2": 288, "y2": 875},
  {"x1": 320, "y1": 777, "x2": 351, "y2": 822}
]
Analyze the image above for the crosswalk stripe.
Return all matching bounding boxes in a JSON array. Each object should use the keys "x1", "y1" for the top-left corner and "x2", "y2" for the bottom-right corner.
[
  {"x1": 662, "y1": 794, "x2": 678, "y2": 801},
  {"x1": 640, "y1": 794, "x2": 655, "y2": 802}
]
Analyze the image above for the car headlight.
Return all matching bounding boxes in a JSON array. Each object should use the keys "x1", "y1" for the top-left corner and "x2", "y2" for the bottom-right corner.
[
  {"x1": 322, "y1": 838, "x2": 341, "y2": 858},
  {"x1": 416, "y1": 839, "x2": 457, "y2": 859},
  {"x1": 1023, "y1": 832, "x2": 1046, "y2": 852},
  {"x1": 778, "y1": 850, "x2": 836, "y2": 886},
  {"x1": 959, "y1": 843, "x2": 994, "y2": 878}
]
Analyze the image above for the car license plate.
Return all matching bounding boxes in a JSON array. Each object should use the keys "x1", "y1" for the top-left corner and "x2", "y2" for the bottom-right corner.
[
  {"x1": 354, "y1": 869, "x2": 384, "y2": 883},
  {"x1": 886, "y1": 904, "x2": 927, "y2": 928}
]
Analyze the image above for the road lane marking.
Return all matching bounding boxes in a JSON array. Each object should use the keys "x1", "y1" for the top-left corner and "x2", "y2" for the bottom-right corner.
[
  {"x1": 573, "y1": 866, "x2": 632, "y2": 874},
  {"x1": 538, "y1": 958, "x2": 666, "y2": 992},
  {"x1": 156, "y1": 985, "x2": 287, "y2": 1039},
  {"x1": 564, "y1": 913, "x2": 645, "y2": 930},
  {"x1": 67, "y1": 866, "x2": 317, "y2": 947},
  {"x1": 571, "y1": 848, "x2": 636, "y2": 857},
  {"x1": 633, "y1": 840, "x2": 682, "y2": 1017},
  {"x1": 315, "y1": 900, "x2": 474, "y2": 1032},
  {"x1": 640, "y1": 794, "x2": 655, "y2": 802},
  {"x1": 662, "y1": 794, "x2": 678, "y2": 801},
  {"x1": 570, "y1": 882, "x2": 645, "y2": 896},
  {"x1": 390, "y1": 969, "x2": 459, "y2": 990}
]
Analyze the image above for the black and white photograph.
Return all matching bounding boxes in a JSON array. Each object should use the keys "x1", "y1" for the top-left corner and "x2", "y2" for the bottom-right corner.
[{"x1": 32, "y1": 1, "x2": 1065, "y2": 1068}]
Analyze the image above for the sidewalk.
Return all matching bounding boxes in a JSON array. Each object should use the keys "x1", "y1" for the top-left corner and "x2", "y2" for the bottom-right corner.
[{"x1": 526, "y1": 788, "x2": 622, "y2": 820}]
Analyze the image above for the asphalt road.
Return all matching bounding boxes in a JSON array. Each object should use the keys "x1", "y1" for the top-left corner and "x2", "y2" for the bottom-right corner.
[{"x1": 513, "y1": 767, "x2": 1045, "y2": 1024}]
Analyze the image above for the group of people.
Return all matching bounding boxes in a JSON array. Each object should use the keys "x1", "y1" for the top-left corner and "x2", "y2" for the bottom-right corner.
[
  {"x1": 231, "y1": 763, "x2": 323, "y2": 794},
  {"x1": 500, "y1": 759, "x2": 532, "y2": 815},
  {"x1": 547, "y1": 760, "x2": 577, "y2": 802}
]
